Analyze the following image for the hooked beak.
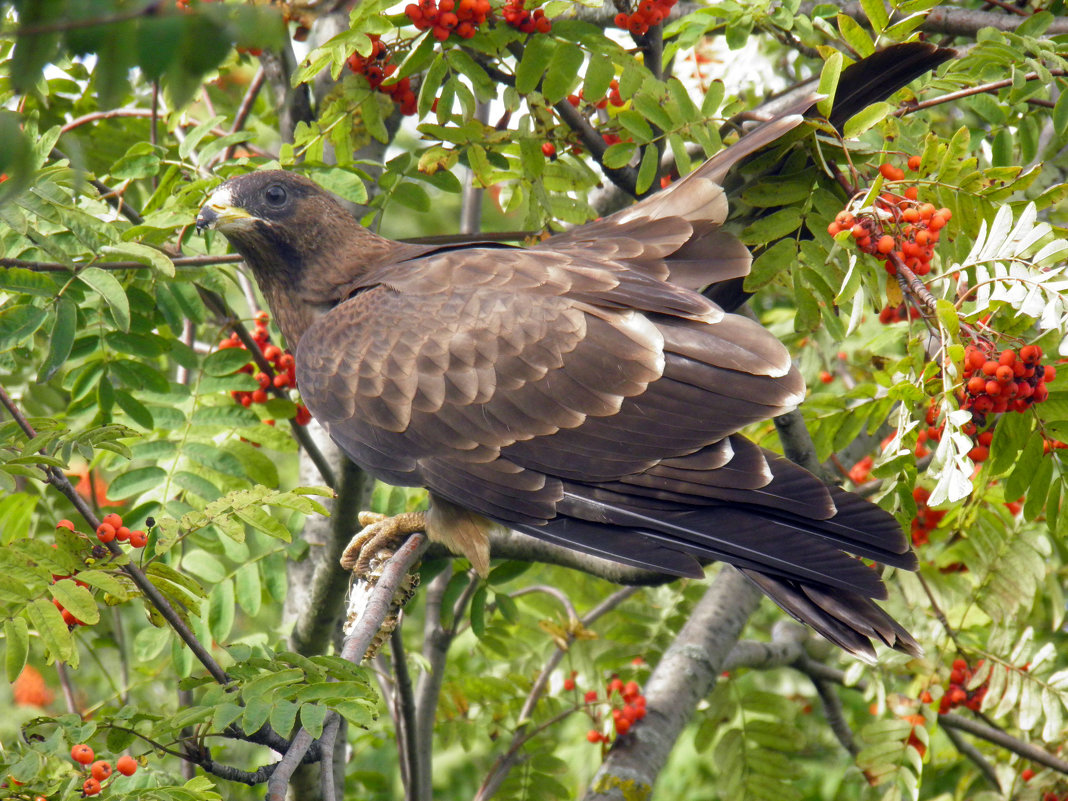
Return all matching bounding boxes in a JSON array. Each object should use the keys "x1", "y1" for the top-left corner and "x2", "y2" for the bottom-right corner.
[{"x1": 196, "y1": 185, "x2": 254, "y2": 232}]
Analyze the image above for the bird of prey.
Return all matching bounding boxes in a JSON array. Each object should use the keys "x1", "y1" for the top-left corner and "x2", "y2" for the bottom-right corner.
[{"x1": 196, "y1": 43, "x2": 951, "y2": 660}]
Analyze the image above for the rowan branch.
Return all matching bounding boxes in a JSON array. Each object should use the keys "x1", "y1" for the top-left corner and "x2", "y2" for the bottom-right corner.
[{"x1": 0, "y1": 384, "x2": 231, "y2": 686}]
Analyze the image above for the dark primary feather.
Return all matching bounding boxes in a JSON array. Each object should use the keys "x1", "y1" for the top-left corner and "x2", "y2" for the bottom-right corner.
[{"x1": 197, "y1": 43, "x2": 954, "y2": 660}]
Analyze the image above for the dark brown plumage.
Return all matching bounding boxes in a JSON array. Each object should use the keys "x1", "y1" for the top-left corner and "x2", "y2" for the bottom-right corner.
[{"x1": 196, "y1": 44, "x2": 952, "y2": 660}]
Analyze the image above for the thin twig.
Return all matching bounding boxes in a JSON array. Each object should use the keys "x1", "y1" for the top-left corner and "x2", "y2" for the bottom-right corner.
[
  {"x1": 220, "y1": 67, "x2": 267, "y2": 165},
  {"x1": 391, "y1": 626, "x2": 420, "y2": 801},
  {"x1": 55, "y1": 662, "x2": 78, "y2": 715},
  {"x1": 900, "y1": 71, "x2": 1068, "y2": 117}
]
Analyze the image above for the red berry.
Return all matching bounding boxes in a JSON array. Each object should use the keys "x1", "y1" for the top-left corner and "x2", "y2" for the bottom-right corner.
[
  {"x1": 83, "y1": 778, "x2": 101, "y2": 796},
  {"x1": 116, "y1": 526, "x2": 131, "y2": 542},
  {"x1": 819, "y1": 370, "x2": 833, "y2": 384},
  {"x1": 56, "y1": 519, "x2": 76, "y2": 531},
  {"x1": 128, "y1": 530, "x2": 147, "y2": 549},
  {"x1": 95, "y1": 523, "x2": 116, "y2": 543},
  {"x1": 90, "y1": 760, "x2": 112, "y2": 781},
  {"x1": 584, "y1": 690, "x2": 597, "y2": 703},
  {"x1": 1022, "y1": 768, "x2": 1035, "y2": 781},
  {"x1": 586, "y1": 729, "x2": 602, "y2": 743},
  {"x1": 115, "y1": 755, "x2": 138, "y2": 776},
  {"x1": 876, "y1": 235, "x2": 895, "y2": 254},
  {"x1": 71, "y1": 744, "x2": 94, "y2": 764},
  {"x1": 907, "y1": 155, "x2": 921, "y2": 171},
  {"x1": 541, "y1": 142, "x2": 556, "y2": 158},
  {"x1": 102, "y1": 512, "x2": 123, "y2": 529},
  {"x1": 563, "y1": 677, "x2": 575, "y2": 691}
]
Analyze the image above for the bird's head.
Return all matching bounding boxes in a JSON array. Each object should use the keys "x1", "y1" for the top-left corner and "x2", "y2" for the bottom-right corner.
[
  {"x1": 196, "y1": 170, "x2": 375, "y2": 347},
  {"x1": 196, "y1": 170, "x2": 346, "y2": 262}
]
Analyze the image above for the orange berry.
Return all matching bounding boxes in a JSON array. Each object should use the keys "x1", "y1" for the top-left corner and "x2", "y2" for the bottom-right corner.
[
  {"x1": 116, "y1": 526, "x2": 131, "y2": 542},
  {"x1": 904, "y1": 186, "x2": 919, "y2": 200},
  {"x1": 995, "y1": 365, "x2": 1014, "y2": 383},
  {"x1": 128, "y1": 530, "x2": 147, "y2": 548},
  {"x1": 115, "y1": 755, "x2": 138, "y2": 776},
  {"x1": 966, "y1": 376, "x2": 986, "y2": 395},
  {"x1": 981, "y1": 360, "x2": 999, "y2": 376},
  {"x1": 96, "y1": 523, "x2": 116, "y2": 543},
  {"x1": 90, "y1": 761, "x2": 112, "y2": 781},
  {"x1": 827, "y1": 221, "x2": 842, "y2": 236},
  {"x1": 82, "y1": 778, "x2": 101, "y2": 796},
  {"x1": 614, "y1": 717, "x2": 631, "y2": 735},
  {"x1": 907, "y1": 155, "x2": 921, "y2": 171},
  {"x1": 102, "y1": 512, "x2": 123, "y2": 528},
  {"x1": 56, "y1": 519, "x2": 76, "y2": 531},
  {"x1": 71, "y1": 744, "x2": 94, "y2": 765},
  {"x1": 1045, "y1": 365, "x2": 1056, "y2": 382},
  {"x1": 876, "y1": 235, "x2": 895, "y2": 254},
  {"x1": 819, "y1": 370, "x2": 833, "y2": 384},
  {"x1": 879, "y1": 163, "x2": 899, "y2": 180}
]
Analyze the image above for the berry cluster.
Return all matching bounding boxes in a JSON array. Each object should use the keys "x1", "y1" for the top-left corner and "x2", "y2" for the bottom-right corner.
[
  {"x1": 938, "y1": 658, "x2": 987, "y2": 714},
  {"x1": 613, "y1": 0, "x2": 678, "y2": 36},
  {"x1": 216, "y1": 311, "x2": 312, "y2": 426},
  {"x1": 960, "y1": 343, "x2": 1053, "y2": 425},
  {"x1": 405, "y1": 0, "x2": 491, "y2": 40},
  {"x1": 71, "y1": 744, "x2": 137, "y2": 796},
  {"x1": 909, "y1": 486, "x2": 946, "y2": 547},
  {"x1": 346, "y1": 36, "x2": 417, "y2": 116},
  {"x1": 502, "y1": 0, "x2": 551, "y2": 33},
  {"x1": 581, "y1": 676, "x2": 647, "y2": 742},
  {"x1": 827, "y1": 156, "x2": 951, "y2": 304},
  {"x1": 877, "y1": 302, "x2": 921, "y2": 325},
  {"x1": 91, "y1": 512, "x2": 148, "y2": 549}
]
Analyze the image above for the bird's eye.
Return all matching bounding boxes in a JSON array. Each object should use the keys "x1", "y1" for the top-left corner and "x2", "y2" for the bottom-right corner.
[{"x1": 265, "y1": 185, "x2": 287, "y2": 206}]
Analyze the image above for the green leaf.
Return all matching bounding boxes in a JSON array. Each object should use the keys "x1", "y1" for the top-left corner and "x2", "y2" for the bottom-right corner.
[
  {"x1": 203, "y1": 348, "x2": 253, "y2": 377},
  {"x1": 100, "y1": 242, "x2": 175, "y2": 278},
  {"x1": 25, "y1": 597, "x2": 75, "y2": 665},
  {"x1": 50, "y1": 579, "x2": 100, "y2": 625},
  {"x1": 0, "y1": 304, "x2": 47, "y2": 352},
  {"x1": 543, "y1": 43, "x2": 584, "y2": 104},
  {"x1": 837, "y1": 14, "x2": 874, "y2": 57},
  {"x1": 516, "y1": 36, "x2": 555, "y2": 95},
  {"x1": 4, "y1": 617, "x2": 28, "y2": 682},
  {"x1": 842, "y1": 101, "x2": 892, "y2": 139},
  {"x1": 37, "y1": 298, "x2": 76, "y2": 383},
  {"x1": 234, "y1": 562, "x2": 262, "y2": 616},
  {"x1": 740, "y1": 208, "x2": 804, "y2": 245},
  {"x1": 108, "y1": 467, "x2": 168, "y2": 500},
  {"x1": 859, "y1": 0, "x2": 889, "y2": 32},
  {"x1": 77, "y1": 267, "x2": 130, "y2": 332},
  {"x1": 208, "y1": 578, "x2": 235, "y2": 642},
  {"x1": 300, "y1": 703, "x2": 328, "y2": 739},
  {"x1": 602, "y1": 142, "x2": 637, "y2": 169},
  {"x1": 114, "y1": 390, "x2": 155, "y2": 429},
  {"x1": 635, "y1": 145, "x2": 659, "y2": 195},
  {"x1": 1006, "y1": 432, "x2": 1046, "y2": 501},
  {"x1": 816, "y1": 51, "x2": 843, "y2": 119}
]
